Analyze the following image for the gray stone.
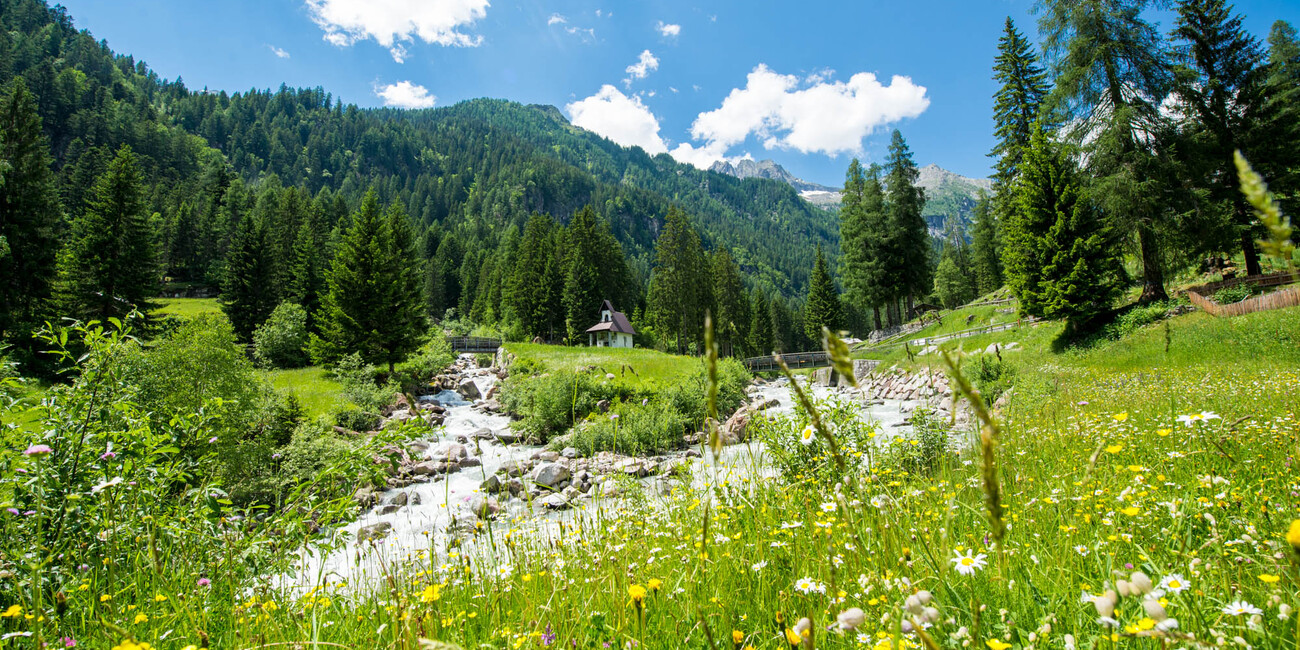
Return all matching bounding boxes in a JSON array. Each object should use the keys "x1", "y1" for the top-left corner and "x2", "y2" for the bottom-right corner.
[
  {"x1": 537, "y1": 493, "x2": 570, "y2": 510},
  {"x1": 386, "y1": 491, "x2": 409, "y2": 507},
  {"x1": 596, "y1": 399, "x2": 611, "y2": 413},
  {"x1": 357, "y1": 522, "x2": 392, "y2": 542},
  {"x1": 435, "y1": 442, "x2": 469, "y2": 461},
  {"x1": 494, "y1": 431, "x2": 523, "y2": 444},
  {"x1": 456, "y1": 379, "x2": 482, "y2": 401},
  {"x1": 459, "y1": 456, "x2": 482, "y2": 468},
  {"x1": 507, "y1": 478, "x2": 524, "y2": 496},
  {"x1": 533, "y1": 462, "x2": 571, "y2": 489},
  {"x1": 536, "y1": 451, "x2": 560, "y2": 462},
  {"x1": 560, "y1": 447, "x2": 581, "y2": 459},
  {"x1": 481, "y1": 475, "x2": 502, "y2": 493},
  {"x1": 561, "y1": 485, "x2": 582, "y2": 501},
  {"x1": 376, "y1": 504, "x2": 401, "y2": 515},
  {"x1": 467, "y1": 495, "x2": 497, "y2": 519}
]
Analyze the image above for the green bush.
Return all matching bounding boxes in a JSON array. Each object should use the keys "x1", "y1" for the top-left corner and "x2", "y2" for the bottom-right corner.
[
  {"x1": 392, "y1": 329, "x2": 456, "y2": 392},
  {"x1": 253, "y1": 302, "x2": 310, "y2": 368},
  {"x1": 333, "y1": 352, "x2": 397, "y2": 413},
  {"x1": 333, "y1": 405, "x2": 382, "y2": 432},
  {"x1": 751, "y1": 396, "x2": 881, "y2": 485},
  {"x1": 568, "y1": 399, "x2": 687, "y2": 456},
  {"x1": 969, "y1": 353, "x2": 1015, "y2": 405},
  {"x1": 499, "y1": 369, "x2": 628, "y2": 442},
  {"x1": 660, "y1": 357, "x2": 750, "y2": 428},
  {"x1": 1212, "y1": 283, "x2": 1254, "y2": 304}
]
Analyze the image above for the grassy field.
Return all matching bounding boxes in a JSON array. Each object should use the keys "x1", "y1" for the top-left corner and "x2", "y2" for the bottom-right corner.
[
  {"x1": 262, "y1": 366, "x2": 345, "y2": 419},
  {"x1": 152, "y1": 297, "x2": 222, "y2": 319},
  {"x1": 505, "y1": 342, "x2": 707, "y2": 391}
]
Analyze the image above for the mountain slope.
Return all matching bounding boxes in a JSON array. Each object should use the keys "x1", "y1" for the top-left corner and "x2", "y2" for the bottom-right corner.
[
  {"x1": 709, "y1": 159, "x2": 838, "y2": 193},
  {"x1": 0, "y1": 0, "x2": 836, "y2": 296}
]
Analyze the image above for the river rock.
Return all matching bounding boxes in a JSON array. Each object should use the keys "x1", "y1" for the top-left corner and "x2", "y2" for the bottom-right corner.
[
  {"x1": 385, "y1": 491, "x2": 409, "y2": 507},
  {"x1": 357, "y1": 522, "x2": 392, "y2": 543},
  {"x1": 467, "y1": 495, "x2": 497, "y2": 519},
  {"x1": 534, "y1": 451, "x2": 560, "y2": 462},
  {"x1": 434, "y1": 442, "x2": 469, "y2": 461},
  {"x1": 507, "y1": 478, "x2": 524, "y2": 496},
  {"x1": 596, "y1": 399, "x2": 611, "y2": 413},
  {"x1": 456, "y1": 379, "x2": 481, "y2": 400},
  {"x1": 538, "y1": 493, "x2": 570, "y2": 510},
  {"x1": 533, "y1": 462, "x2": 572, "y2": 489},
  {"x1": 494, "y1": 431, "x2": 523, "y2": 444},
  {"x1": 376, "y1": 504, "x2": 400, "y2": 515},
  {"x1": 459, "y1": 456, "x2": 482, "y2": 468},
  {"x1": 560, "y1": 447, "x2": 581, "y2": 459},
  {"x1": 720, "y1": 409, "x2": 750, "y2": 444},
  {"x1": 353, "y1": 487, "x2": 378, "y2": 508}
]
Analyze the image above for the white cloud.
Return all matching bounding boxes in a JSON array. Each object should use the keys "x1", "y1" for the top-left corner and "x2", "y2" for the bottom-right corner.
[
  {"x1": 674, "y1": 64, "x2": 928, "y2": 165},
  {"x1": 269, "y1": 45, "x2": 291, "y2": 59},
  {"x1": 566, "y1": 85, "x2": 667, "y2": 154},
  {"x1": 547, "y1": 13, "x2": 566, "y2": 26},
  {"x1": 376, "y1": 81, "x2": 437, "y2": 108},
  {"x1": 305, "y1": 0, "x2": 489, "y2": 63},
  {"x1": 657, "y1": 21, "x2": 681, "y2": 38},
  {"x1": 624, "y1": 49, "x2": 659, "y2": 85}
]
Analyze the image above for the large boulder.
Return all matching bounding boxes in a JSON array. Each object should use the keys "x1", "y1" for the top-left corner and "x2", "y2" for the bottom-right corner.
[
  {"x1": 720, "y1": 409, "x2": 751, "y2": 444},
  {"x1": 456, "y1": 379, "x2": 482, "y2": 400},
  {"x1": 532, "y1": 462, "x2": 572, "y2": 489}
]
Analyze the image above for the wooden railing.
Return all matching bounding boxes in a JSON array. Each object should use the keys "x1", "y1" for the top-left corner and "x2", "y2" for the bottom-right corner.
[
  {"x1": 448, "y1": 336, "x2": 502, "y2": 353},
  {"x1": 742, "y1": 351, "x2": 830, "y2": 373},
  {"x1": 1185, "y1": 271, "x2": 1300, "y2": 317}
]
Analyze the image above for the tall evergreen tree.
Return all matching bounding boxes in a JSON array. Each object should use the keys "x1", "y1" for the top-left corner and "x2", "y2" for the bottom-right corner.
[
  {"x1": 1006, "y1": 124, "x2": 1125, "y2": 332},
  {"x1": 839, "y1": 159, "x2": 891, "y2": 330},
  {"x1": 58, "y1": 145, "x2": 158, "y2": 321},
  {"x1": 647, "y1": 206, "x2": 709, "y2": 354},
  {"x1": 1266, "y1": 20, "x2": 1300, "y2": 204},
  {"x1": 0, "y1": 79, "x2": 61, "y2": 342},
  {"x1": 562, "y1": 206, "x2": 606, "y2": 343},
  {"x1": 221, "y1": 215, "x2": 279, "y2": 340},
  {"x1": 970, "y1": 193, "x2": 1003, "y2": 294},
  {"x1": 313, "y1": 190, "x2": 424, "y2": 370},
  {"x1": 508, "y1": 213, "x2": 560, "y2": 339},
  {"x1": 882, "y1": 130, "x2": 931, "y2": 320},
  {"x1": 710, "y1": 248, "x2": 750, "y2": 357},
  {"x1": 933, "y1": 222, "x2": 978, "y2": 309},
  {"x1": 803, "y1": 245, "x2": 841, "y2": 342},
  {"x1": 1039, "y1": 0, "x2": 1174, "y2": 301},
  {"x1": 286, "y1": 217, "x2": 324, "y2": 330},
  {"x1": 748, "y1": 289, "x2": 773, "y2": 357},
  {"x1": 990, "y1": 17, "x2": 1052, "y2": 189},
  {"x1": 1172, "y1": 0, "x2": 1293, "y2": 276}
]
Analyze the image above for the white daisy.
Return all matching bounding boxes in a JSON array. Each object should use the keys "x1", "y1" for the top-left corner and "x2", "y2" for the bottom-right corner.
[
  {"x1": 950, "y1": 550, "x2": 988, "y2": 576},
  {"x1": 1074, "y1": 545, "x2": 1089, "y2": 556},
  {"x1": 1222, "y1": 600, "x2": 1262, "y2": 617},
  {"x1": 1159, "y1": 574, "x2": 1189, "y2": 593},
  {"x1": 751, "y1": 560, "x2": 768, "y2": 572},
  {"x1": 820, "y1": 501, "x2": 837, "y2": 513},
  {"x1": 793, "y1": 577, "x2": 827, "y2": 594},
  {"x1": 800, "y1": 424, "x2": 816, "y2": 445}
]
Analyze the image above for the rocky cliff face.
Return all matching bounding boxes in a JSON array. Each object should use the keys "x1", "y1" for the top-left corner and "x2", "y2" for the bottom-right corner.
[{"x1": 709, "y1": 158, "x2": 838, "y2": 194}]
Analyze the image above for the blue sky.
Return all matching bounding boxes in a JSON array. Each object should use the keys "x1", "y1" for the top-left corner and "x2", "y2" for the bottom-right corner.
[{"x1": 57, "y1": 0, "x2": 1300, "y2": 186}]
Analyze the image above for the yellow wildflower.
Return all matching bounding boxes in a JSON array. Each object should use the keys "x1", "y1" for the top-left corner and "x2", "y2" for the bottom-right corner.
[
  {"x1": 628, "y1": 584, "x2": 647, "y2": 606},
  {"x1": 647, "y1": 578, "x2": 663, "y2": 592},
  {"x1": 1287, "y1": 520, "x2": 1300, "y2": 555},
  {"x1": 986, "y1": 641, "x2": 1012, "y2": 650},
  {"x1": 784, "y1": 628, "x2": 803, "y2": 645},
  {"x1": 133, "y1": 613, "x2": 148, "y2": 624},
  {"x1": 1258, "y1": 574, "x2": 1280, "y2": 584},
  {"x1": 733, "y1": 629, "x2": 745, "y2": 644},
  {"x1": 420, "y1": 584, "x2": 441, "y2": 603},
  {"x1": 1105, "y1": 444, "x2": 1123, "y2": 454},
  {"x1": 1, "y1": 605, "x2": 21, "y2": 618}
]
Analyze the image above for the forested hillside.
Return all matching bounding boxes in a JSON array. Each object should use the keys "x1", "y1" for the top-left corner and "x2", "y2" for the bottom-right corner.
[{"x1": 0, "y1": 0, "x2": 835, "y2": 319}]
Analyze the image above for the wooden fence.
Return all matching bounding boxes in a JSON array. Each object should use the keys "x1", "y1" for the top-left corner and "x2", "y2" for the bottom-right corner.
[
  {"x1": 1184, "y1": 271, "x2": 1300, "y2": 317},
  {"x1": 909, "y1": 317, "x2": 1039, "y2": 347}
]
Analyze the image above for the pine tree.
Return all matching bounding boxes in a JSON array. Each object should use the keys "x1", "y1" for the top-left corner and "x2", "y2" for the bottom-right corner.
[
  {"x1": 990, "y1": 18, "x2": 1052, "y2": 189},
  {"x1": 58, "y1": 145, "x2": 158, "y2": 321},
  {"x1": 1173, "y1": 0, "x2": 1292, "y2": 276},
  {"x1": 1267, "y1": 21, "x2": 1300, "y2": 204},
  {"x1": 562, "y1": 206, "x2": 605, "y2": 344},
  {"x1": 839, "y1": 159, "x2": 891, "y2": 330},
  {"x1": 0, "y1": 79, "x2": 61, "y2": 342},
  {"x1": 1039, "y1": 0, "x2": 1173, "y2": 302},
  {"x1": 221, "y1": 215, "x2": 279, "y2": 340},
  {"x1": 313, "y1": 190, "x2": 424, "y2": 370},
  {"x1": 1006, "y1": 124, "x2": 1124, "y2": 332},
  {"x1": 710, "y1": 248, "x2": 750, "y2": 357},
  {"x1": 748, "y1": 289, "x2": 773, "y2": 357},
  {"x1": 286, "y1": 217, "x2": 324, "y2": 330},
  {"x1": 803, "y1": 245, "x2": 841, "y2": 342},
  {"x1": 970, "y1": 193, "x2": 1003, "y2": 294},
  {"x1": 883, "y1": 130, "x2": 931, "y2": 319},
  {"x1": 508, "y1": 213, "x2": 558, "y2": 339},
  {"x1": 647, "y1": 206, "x2": 709, "y2": 354},
  {"x1": 933, "y1": 222, "x2": 978, "y2": 309}
]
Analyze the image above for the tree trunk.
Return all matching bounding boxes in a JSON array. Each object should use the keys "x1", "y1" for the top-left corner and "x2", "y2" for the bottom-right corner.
[
  {"x1": 872, "y1": 305, "x2": 882, "y2": 331},
  {"x1": 1240, "y1": 229, "x2": 1262, "y2": 277},
  {"x1": 1137, "y1": 226, "x2": 1168, "y2": 303}
]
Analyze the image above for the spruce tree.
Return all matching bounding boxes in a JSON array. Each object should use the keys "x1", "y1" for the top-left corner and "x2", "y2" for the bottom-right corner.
[
  {"x1": 1039, "y1": 0, "x2": 1173, "y2": 301},
  {"x1": 990, "y1": 17, "x2": 1052, "y2": 189},
  {"x1": 313, "y1": 190, "x2": 425, "y2": 370},
  {"x1": 803, "y1": 245, "x2": 841, "y2": 342},
  {"x1": 1173, "y1": 0, "x2": 1292, "y2": 276},
  {"x1": 970, "y1": 193, "x2": 1003, "y2": 294},
  {"x1": 883, "y1": 130, "x2": 931, "y2": 319},
  {"x1": 286, "y1": 217, "x2": 324, "y2": 330},
  {"x1": 647, "y1": 206, "x2": 709, "y2": 354},
  {"x1": 508, "y1": 213, "x2": 558, "y2": 339},
  {"x1": 58, "y1": 145, "x2": 158, "y2": 321},
  {"x1": 221, "y1": 215, "x2": 279, "y2": 340},
  {"x1": 748, "y1": 289, "x2": 773, "y2": 357},
  {"x1": 0, "y1": 79, "x2": 61, "y2": 342},
  {"x1": 562, "y1": 206, "x2": 605, "y2": 343},
  {"x1": 839, "y1": 159, "x2": 891, "y2": 330},
  {"x1": 710, "y1": 248, "x2": 750, "y2": 357},
  {"x1": 1006, "y1": 124, "x2": 1124, "y2": 332}
]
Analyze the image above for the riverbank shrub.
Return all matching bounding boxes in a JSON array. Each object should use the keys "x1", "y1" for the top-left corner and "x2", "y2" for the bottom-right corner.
[
  {"x1": 567, "y1": 399, "x2": 687, "y2": 456},
  {"x1": 253, "y1": 302, "x2": 310, "y2": 368}
]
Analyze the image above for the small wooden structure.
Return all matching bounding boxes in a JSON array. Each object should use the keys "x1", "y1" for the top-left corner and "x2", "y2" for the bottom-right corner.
[
  {"x1": 1185, "y1": 271, "x2": 1300, "y2": 317},
  {"x1": 585, "y1": 300, "x2": 635, "y2": 348}
]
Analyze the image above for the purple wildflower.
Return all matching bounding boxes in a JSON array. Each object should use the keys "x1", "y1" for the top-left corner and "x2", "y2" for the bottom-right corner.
[{"x1": 24, "y1": 444, "x2": 52, "y2": 456}]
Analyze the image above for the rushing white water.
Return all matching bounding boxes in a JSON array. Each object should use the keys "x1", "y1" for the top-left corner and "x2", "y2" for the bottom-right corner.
[{"x1": 282, "y1": 365, "x2": 925, "y2": 592}]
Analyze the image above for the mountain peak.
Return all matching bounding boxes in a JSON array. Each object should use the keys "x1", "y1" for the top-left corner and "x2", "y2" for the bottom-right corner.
[{"x1": 708, "y1": 158, "x2": 838, "y2": 194}]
